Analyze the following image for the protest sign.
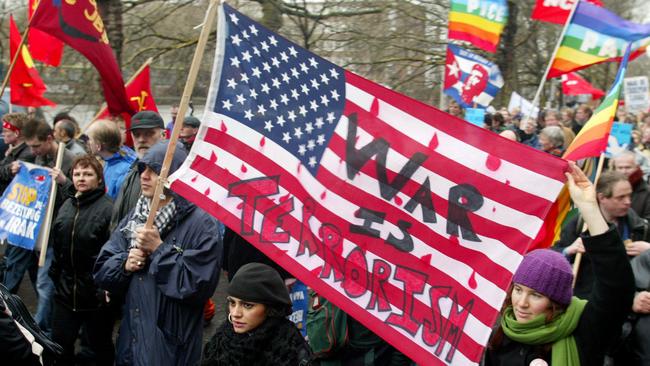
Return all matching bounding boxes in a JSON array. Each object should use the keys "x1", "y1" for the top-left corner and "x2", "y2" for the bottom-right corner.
[
  {"x1": 605, "y1": 122, "x2": 633, "y2": 157},
  {"x1": 288, "y1": 279, "x2": 309, "y2": 337},
  {"x1": 623, "y1": 76, "x2": 650, "y2": 115},
  {"x1": 465, "y1": 108, "x2": 486, "y2": 127},
  {"x1": 0, "y1": 163, "x2": 51, "y2": 250},
  {"x1": 169, "y1": 4, "x2": 568, "y2": 364}
]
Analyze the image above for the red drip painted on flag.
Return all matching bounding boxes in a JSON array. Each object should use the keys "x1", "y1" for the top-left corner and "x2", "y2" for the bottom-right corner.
[
  {"x1": 236, "y1": 202, "x2": 244, "y2": 210},
  {"x1": 260, "y1": 136, "x2": 266, "y2": 147},
  {"x1": 191, "y1": 175, "x2": 198, "y2": 183},
  {"x1": 210, "y1": 151, "x2": 218, "y2": 163},
  {"x1": 468, "y1": 271, "x2": 478, "y2": 289},
  {"x1": 204, "y1": 187, "x2": 210, "y2": 196},
  {"x1": 485, "y1": 155, "x2": 501, "y2": 171},
  {"x1": 370, "y1": 97, "x2": 380, "y2": 116},
  {"x1": 220, "y1": 121, "x2": 228, "y2": 132},
  {"x1": 429, "y1": 133, "x2": 439, "y2": 150},
  {"x1": 320, "y1": 191, "x2": 327, "y2": 200},
  {"x1": 394, "y1": 196, "x2": 402, "y2": 206},
  {"x1": 492, "y1": 206, "x2": 496, "y2": 213},
  {"x1": 241, "y1": 164, "x2": 248, "y2": 173}
]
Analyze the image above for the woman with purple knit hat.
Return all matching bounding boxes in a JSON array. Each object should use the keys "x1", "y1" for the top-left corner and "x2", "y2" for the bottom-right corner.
[{"x1": 483, "y1": 162, "x2": 635, "y2": 366}]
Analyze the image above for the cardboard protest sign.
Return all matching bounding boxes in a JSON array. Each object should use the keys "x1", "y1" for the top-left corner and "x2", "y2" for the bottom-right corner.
[
  {"x1": 465, "y1": 108, "x2": 486, "y2": 127},
  {"x1": 623, "y1": 76, "x2": 650, "y2": 115},
  {"x1": 605, "y1": 122, "x2": 633, "y2": 157}
]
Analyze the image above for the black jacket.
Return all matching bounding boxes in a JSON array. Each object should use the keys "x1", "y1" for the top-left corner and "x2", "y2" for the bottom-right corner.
[
  {"x1": 631, "y1": 177, "x2": 650, "y2": 222},
  {"x1": 0, "y1": 142, "x2": 34, "y2": 194},
  {"x1": 554, "y1": 209, "x2": 648, "y2": 298},
  {"x1": 0, "y1": 299, "x2": 40, "y2": 366},
  {"x1": 50, "y1": 184, "x2": 113, "y2": 311},
  {"x1": 484, "y1": 227, "x2": 635, "y2": 366},
  {"x1": 202, "y1": 317, "x2": 314, "y2": 366}
]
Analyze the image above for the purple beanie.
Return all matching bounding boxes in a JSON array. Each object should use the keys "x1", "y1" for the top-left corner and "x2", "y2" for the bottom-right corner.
[{"x1": 512, "y1": 249, "x2": 573, "y2": 305}]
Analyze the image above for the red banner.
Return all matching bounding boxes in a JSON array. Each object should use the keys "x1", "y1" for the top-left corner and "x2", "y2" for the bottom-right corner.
[
  {"x1": 9, "y1": 16, "x2": 55, "y2": 107},
  {"x1": 27, "y1": 0, "x2": 64, "y2": 67},
  {"x1": 561, "y1": 72, "x2": 605, "y2": 99},
  {"x1": 96, "y1": 64, "x2": 158, "y2": 119},
  {"x1": 169, "y1": 4, "x2": 569, "y2": 365},
  {"x1": 531, "y1": 0, "x2": 603, "y2": 24},
  {"x1": 30, "y1": 0, "x2": 132, "y2": 116}
]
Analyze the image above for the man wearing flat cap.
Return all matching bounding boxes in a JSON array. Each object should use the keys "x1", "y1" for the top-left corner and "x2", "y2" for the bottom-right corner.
[
  {"x1": 179, "y1": 116, "x2": 200, "y2": 150},
  {"x1": 110, "y1": 111, "x2": 166, "y2": 230}
]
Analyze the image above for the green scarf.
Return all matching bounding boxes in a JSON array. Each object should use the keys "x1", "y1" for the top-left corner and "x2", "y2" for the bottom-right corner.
[{"x1": 501, "y1": 297, "x2": 587, "y2": 366}]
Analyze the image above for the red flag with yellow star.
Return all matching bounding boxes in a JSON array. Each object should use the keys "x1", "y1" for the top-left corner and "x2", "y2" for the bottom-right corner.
[{"x1": 9, "y1": 16, "x2": 55, "y2": 107}]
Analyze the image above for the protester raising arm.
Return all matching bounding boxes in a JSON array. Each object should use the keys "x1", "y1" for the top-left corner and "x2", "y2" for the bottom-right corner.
[{"x1": 484, "y1": 162, "x2": 635, "y2": 366}]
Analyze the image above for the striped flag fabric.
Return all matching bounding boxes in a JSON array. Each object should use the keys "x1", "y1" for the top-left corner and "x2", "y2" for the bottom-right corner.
[
  {"x1": 169, "y1": 4, "x2": 568, "y2": 365},
  {"x1": 563, "y1": 44, "x2": 631, "y2": 162},
  {"x1": 448, "y1": 0, "x2": 508, "y2": 53},
  {"x1": 444, "y1": 44, "x2": 504, "y2": 108},
  {"x1": 531, "y1": 0, "x2": 602, "y2": 25},
  {"x1": 548, "y1": 1, "x2": 650, "y2": 79}
]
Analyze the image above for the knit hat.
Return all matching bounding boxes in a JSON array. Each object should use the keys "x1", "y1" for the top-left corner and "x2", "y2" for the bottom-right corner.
[
  {"x1": 129, "y1": 111, "x2": 164, "y2": 130},
  {"x1": 512, "y1": 249, "x2": 573, "y2": 305},
  {"x1": 228, "y1": 263, "x2": 292, "y2": 312}
]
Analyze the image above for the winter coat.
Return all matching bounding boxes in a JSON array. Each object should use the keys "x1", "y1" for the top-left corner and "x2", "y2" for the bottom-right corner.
[
  {"x1": 65, "y1": 139, "x2": 87, "y2": 156},
  {"x1": 0, "y1": 142, "x2": 34, "y2": 193},
  {"x1": 94, "y1": 194, "x2": 223, "y2": 366},
  {"x1": 49, "y1": 184, "x2": 113, "y2": 311},
  {"x1": 0, "y1": 298, "x2": 40, "y2": 366},
  {"x1": 554, "y1": 209, "x2": 648, "y2": 298},
  {"x1": 630, "y1": 169, "x2": 650, "y2": 222},
  {"x1": 110, "y1": 161, "x2": 140, "y2": 231},
  {"x1": 202, "y1": 317, "x2": 314, "y2": 366},
  {"x1": 484, "y1": 227, "x2": 635, "y2": 366},
  {"x1": 102, "y1": 146, "x2": 136, "y2": 200}
]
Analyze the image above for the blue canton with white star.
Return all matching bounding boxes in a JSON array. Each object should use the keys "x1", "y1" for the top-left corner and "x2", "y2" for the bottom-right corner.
[{"x1": 213, "y1": 4, "x2": 345, "y2": 175}]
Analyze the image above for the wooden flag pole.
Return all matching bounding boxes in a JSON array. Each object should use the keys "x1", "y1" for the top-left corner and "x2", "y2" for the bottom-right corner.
[
  {"x1": 523, "y1": 1, "x2": 579, "y2": 124},
  {"x1": 84, "y1": 57, "x2": 154, "y2": 130},
  {"x1": 144, "y1": 0, "x2": 219, "y2": 229},
  {"x1": 572, "y1": 152, "x2": 606, "y2": 287},
  {"x1": 38, "y1": 142, "x2": 66, "y2": 266}
]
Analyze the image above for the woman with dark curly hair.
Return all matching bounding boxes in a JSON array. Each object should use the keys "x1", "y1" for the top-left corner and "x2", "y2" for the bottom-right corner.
[{"x1": 202, "y1": 263, "x2": 315, "y2": 366}]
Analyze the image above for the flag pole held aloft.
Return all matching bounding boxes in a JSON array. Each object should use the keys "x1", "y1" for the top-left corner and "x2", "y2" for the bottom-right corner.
[
  {"x1": 38, "y1": 142, "x2": 65, "y2": 267},
  {"x1": 144, "y1": 0, "x2": 220, "y2": 229}
]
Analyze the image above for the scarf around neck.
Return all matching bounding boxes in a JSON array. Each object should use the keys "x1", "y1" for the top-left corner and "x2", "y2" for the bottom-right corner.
[
  {"x1": 501, "y1": 296, "x2": 587, "y2": 366},
  {"x1": 121, "y1": 195, "x2": 176, "y2": 249}
]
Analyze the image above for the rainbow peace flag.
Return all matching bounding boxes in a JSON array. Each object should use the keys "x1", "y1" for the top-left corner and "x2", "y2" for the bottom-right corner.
[
  {"x1": 548, "y1": 1, "x2": 650, "y2": 79},
  {"x1": 563, "y1": 44, "x2": 631, "y2": 162},
  {"x1": 448, "y1": 0, "x2": 508, "y2": 53}
]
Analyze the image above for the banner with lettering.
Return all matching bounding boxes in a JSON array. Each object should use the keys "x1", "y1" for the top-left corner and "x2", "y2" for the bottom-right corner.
[
  {"x1": 0, "y1": 163, "x2": 51, "y2": 250},
  {"x1": 169, "y1": 4, "x2": 568, "y2": 365}
]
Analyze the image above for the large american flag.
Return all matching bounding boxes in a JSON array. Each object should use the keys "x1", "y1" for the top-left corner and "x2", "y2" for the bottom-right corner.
[{"x1": 169, "y1": 3, "x2": 568, "y2": 365}]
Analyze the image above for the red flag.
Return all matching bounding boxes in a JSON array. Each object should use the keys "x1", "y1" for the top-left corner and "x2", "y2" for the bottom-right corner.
[
  {"x1": 30, "y1": 0, "x2": 132, "y2": 116},
  {"x1": 96, "y1": 64, "x2": 158, "y2": 119},
  {"x1": 9, "y1": 16, "x2": 55, "y2": 107},
  {"x1": 27, "y1": 0, "x2": 63, "y2": 67},
  {"x1": 561, "y1": 72, "x2": 605, "y2": 99},
  {"x1": 531, "y1": 0, "x2": 603, "y2": 24},
  {"x1": 169, "y1": 4, "x2": 569, "y2": 365}
]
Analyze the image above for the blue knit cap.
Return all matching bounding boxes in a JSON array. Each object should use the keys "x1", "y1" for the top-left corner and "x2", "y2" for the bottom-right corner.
[{"x1": 512, "y1": 249, "x2": 573, "y2": 305}]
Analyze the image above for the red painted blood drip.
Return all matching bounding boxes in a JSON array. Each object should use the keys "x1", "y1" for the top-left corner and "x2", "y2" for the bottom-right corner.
[
  {"x1": 241, "y1": 164, "x2": 248, "y2": 173},
  {"x1": 429, "y1": 133, "x2": 439, "y2": 150},
  {"x1": 485, "y1": 154, "x2": 501, "y2": 171},
  {"x1": 220, "y1": 121, "x2": 227, "y2": 132},
  {"x1": 468, "y1": 271, "x2": 478, "y2": 289}
]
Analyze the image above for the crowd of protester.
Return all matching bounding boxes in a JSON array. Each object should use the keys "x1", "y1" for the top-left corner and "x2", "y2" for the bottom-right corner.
[{"x1": 0, "y1": 98, "x2": 648, "y2": 365}]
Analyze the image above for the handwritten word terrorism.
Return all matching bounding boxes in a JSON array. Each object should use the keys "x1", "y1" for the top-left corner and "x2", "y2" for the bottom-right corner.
[{"x1": 228, "y1": 112, "x2": 482, "y2": 362}]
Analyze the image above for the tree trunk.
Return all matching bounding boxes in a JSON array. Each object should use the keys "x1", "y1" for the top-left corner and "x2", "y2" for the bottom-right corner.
[
  {"x1": 495, "y1": 1, "x2": 518, "y2": 108},
  {"x1": 97, "y1": 0, "x2": 124, "y2": 67}
]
